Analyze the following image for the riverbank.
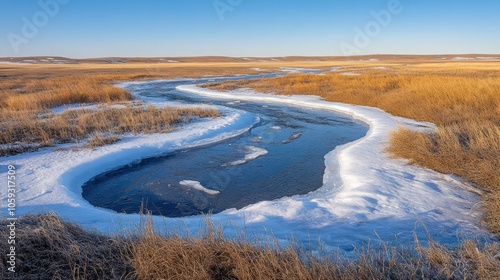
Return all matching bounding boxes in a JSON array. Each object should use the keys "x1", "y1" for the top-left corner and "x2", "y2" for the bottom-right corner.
[{"x1": 201, "y1": 62, "x2": 500, "y2": 233}]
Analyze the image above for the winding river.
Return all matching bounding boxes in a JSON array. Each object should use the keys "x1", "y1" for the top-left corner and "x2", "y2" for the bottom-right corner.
[{"x1": 82, "y1": 76, "x2": 368, "y2": 217}]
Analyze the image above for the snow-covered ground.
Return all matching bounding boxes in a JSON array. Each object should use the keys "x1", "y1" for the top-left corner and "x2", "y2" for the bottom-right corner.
[{"x1": 0, "y1": 80, "x2": 493, "y2": 252}]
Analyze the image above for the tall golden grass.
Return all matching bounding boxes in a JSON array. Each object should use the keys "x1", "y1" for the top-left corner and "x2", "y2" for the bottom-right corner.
[
  {"x1": 204, "y1": 62, "x2": 500, "y2": 233},
  {"x1": 2, "y1": 77, "x2": 131, "y2": 111},
  {"x1": 1, "y1": 213, "x2": 499, "y2": 279},
  {"x1": 0, "y1": 105, "x2": 219, "y2": 156},
  {"x1": 1, "y1": 64, "x2": 241, "y2": 156}
]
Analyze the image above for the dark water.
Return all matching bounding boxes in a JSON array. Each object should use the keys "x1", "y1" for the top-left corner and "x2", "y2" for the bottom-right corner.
[{"x1": 82, "y1": 77, "x2": 368, "y2": 217}]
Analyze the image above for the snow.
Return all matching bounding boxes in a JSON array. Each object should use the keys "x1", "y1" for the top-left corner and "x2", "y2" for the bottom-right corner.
[
  {"x1": 0, "y1": 79, "x2": 494, "y2": 253},
  {"x1": 223, "y1": 146, "x2": 268, "y2": 166},
  {"x1": 0, "y1": 61, "x2": 32, "y2": 65},
  {"x1": 50, "y1": 103, "x2": 125, "y2": 114},
  {"x1": 179, "y1": 180, "x2": 220, "y2": 195},
  {"x1": 453, "y1": 57, "x2": 475, "y2": 61},
  {"x1": 280, "y1": 67, "x2": 324, "y2": 74},
  {"x1": 475, "y1": 57, "x2": 500, "y2": 60},
  {"x1": 340, "y1": 72, "x2": 361, "y2": 76}
]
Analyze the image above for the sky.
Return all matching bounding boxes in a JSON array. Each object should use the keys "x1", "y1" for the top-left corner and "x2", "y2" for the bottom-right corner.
[{"x1": 0, "y1": 0, "x2": 499, "y2": 58}]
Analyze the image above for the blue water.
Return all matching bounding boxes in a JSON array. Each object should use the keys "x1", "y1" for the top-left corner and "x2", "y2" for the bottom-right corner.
[{"x1": 82, "y1": 76, "x2": 368, "y2": 217}]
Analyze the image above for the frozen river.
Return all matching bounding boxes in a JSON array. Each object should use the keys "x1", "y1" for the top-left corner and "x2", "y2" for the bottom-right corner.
[{"x1": 82, "y1": 77, "x2": 368, "y2": 217}]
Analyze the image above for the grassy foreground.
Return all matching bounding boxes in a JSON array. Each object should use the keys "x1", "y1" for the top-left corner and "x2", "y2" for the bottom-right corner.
[
  {"x1": 1, "y1": 213, "x2": 499, "y2": 280},
  {"x1": 203, "y1": 61, "x2": 500, "y2": 233}
]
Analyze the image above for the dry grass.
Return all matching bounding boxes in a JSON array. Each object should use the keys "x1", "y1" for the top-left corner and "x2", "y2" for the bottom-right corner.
[
  {"x1": 0, "y1": 105, "x2": 219, "y2": 156},
  {"x1": 1, "y1": 62, "x2": 248, "y2": 156},
  {"x1": 0, "y1": 213, "x2": 128, "y2": 279},
  {"x1": 2, "y1": 77, "x2": 132, "y2": 111},
  {"x1": 203, "y1": 62, "x2": 500, "y2": 233},
  {"x1": 1, "y1": 213, "x2": 499, "y2": 279},
  {"x1": 0, "y1": 62, "x2": 272, "y2": 156}
]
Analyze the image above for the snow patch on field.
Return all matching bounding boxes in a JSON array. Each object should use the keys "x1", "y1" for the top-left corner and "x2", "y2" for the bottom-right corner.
[{"x1": 340, "y1": 72, "x2": 361, "y2": 76}]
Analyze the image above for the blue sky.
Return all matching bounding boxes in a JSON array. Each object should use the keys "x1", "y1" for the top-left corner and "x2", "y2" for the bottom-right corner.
[{"x1": 1, "y1": 0, "x2": 499, "y2": 58}]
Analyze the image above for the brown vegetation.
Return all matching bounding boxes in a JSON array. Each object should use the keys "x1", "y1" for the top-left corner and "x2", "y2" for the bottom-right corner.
[
  {"x1": 203, "y1": 62, "x2": 500, "y2": 233},
  {"x1": 0, "y1": 105, "x2": 219, "y2": 156},
  {"x1": 0, "y1": 62, "x2": 243, "y2": 156},
  {"x1": 1, "y1": 213, "x2": 499, "y2": 279}
]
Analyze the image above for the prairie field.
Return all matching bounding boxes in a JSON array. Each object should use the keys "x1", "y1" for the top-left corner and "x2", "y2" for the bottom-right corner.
[{"x1": 1, "y1": 57, "x2": 499, "y2": 279}]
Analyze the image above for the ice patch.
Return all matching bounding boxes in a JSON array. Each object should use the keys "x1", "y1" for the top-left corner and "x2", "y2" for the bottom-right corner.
[
  {"x1": 179, "y1": 180, "x2": 220, "y2": 195},
  {"x1": 223, "y1": 146, "x2": 268, "y2": 166},
  {"x1": 282, "y1": 133, "x2": 302, "y2": 144},
  {"x1": 250, "y1": 136, "x2": 262, "y2": 143}
]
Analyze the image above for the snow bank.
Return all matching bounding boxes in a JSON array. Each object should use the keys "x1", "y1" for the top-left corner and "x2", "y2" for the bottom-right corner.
[{"x1": 179, "y1": 180, "x2": 220, "y2": 195}]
